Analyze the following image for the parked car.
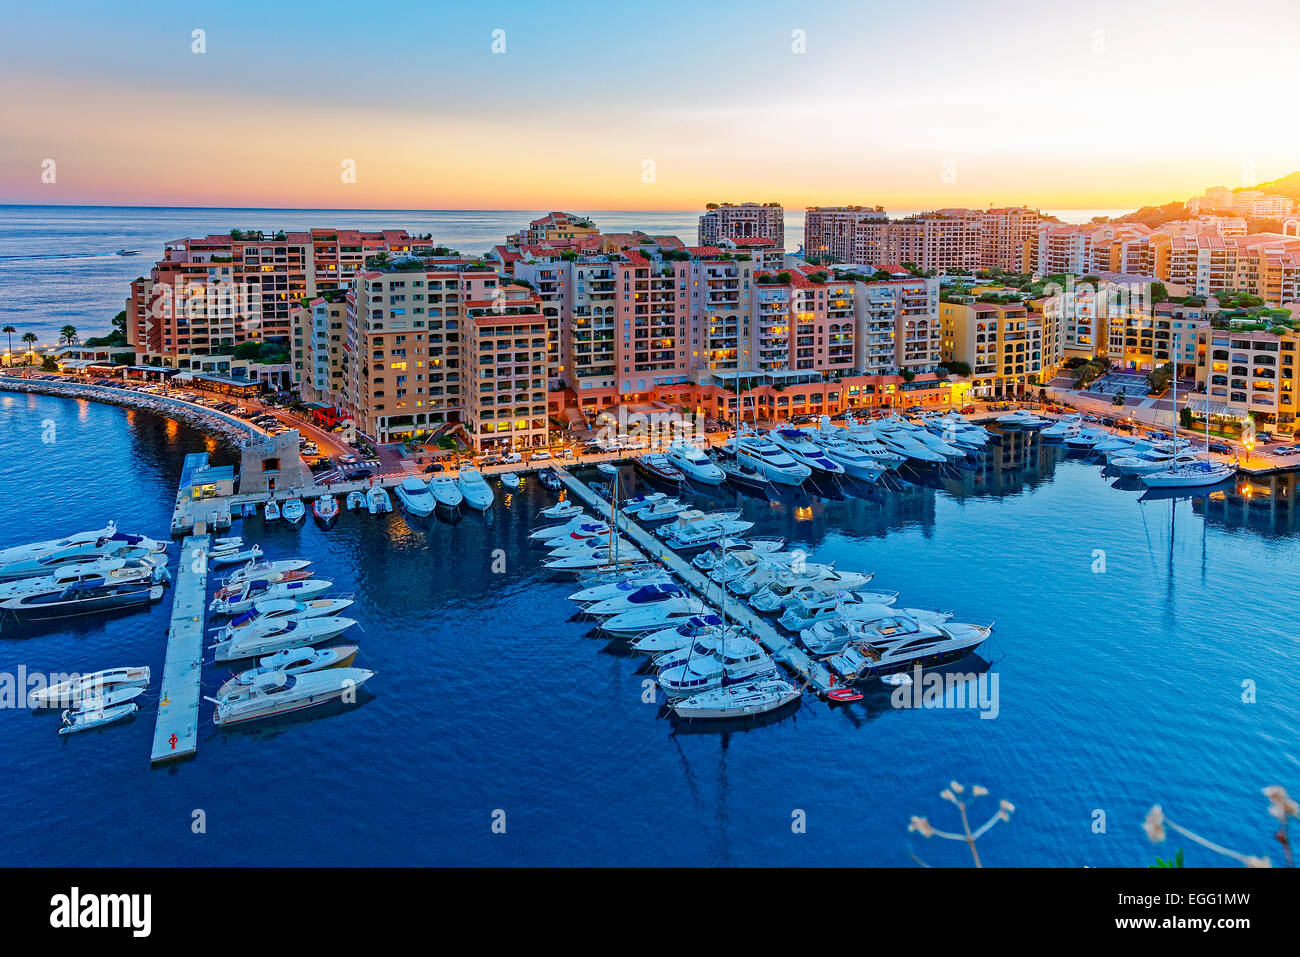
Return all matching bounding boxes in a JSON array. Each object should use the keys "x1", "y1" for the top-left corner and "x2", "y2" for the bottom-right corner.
[
  {"x1": 530, "y1": 450, "x2": 552, "y2": 461},
  {"x1": 501, "y1": 452, "x2": 522, "y2": 464},
  {"x1": 557, "y1": 448, "x2": 574, "y2": 460},
  {"x1": 343, "y1": 468, "x2": 372, "y2": 481},
  {"x1": 1208, "y1": 441, "x2": 1232, "y2": 454},
  {"x1": 1256, "y1": 431, "x2": 1273, "y2": 442}
]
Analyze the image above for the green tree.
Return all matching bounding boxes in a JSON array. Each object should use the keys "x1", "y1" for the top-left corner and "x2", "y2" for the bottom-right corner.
[
  {"x1": 59, "y1": 325, "x2": 79, "y2": 345},
  {"x1": 41, "y1": 355, "x2": 59, "y2": 373},
  {"x1": 2, "y1": 325, "x2": 14, "y2": 357},
  {"x1": 20, "y1": 332, "x2": 37, "y2": 354}
]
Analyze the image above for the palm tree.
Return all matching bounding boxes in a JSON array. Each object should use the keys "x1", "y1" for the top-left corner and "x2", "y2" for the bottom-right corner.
[
  {"x1": 20, "y1": 332, "x2": 37, "y2": 359},
  {"x1": 1, "y1": 325, "x2": 13, "y2": 358},
  {"x1": 59, "y1": 325, "x2": 79, "y2": 345}
]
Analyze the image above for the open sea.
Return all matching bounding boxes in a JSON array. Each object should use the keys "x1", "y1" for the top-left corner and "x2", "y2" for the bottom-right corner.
[
  {"x1": 0, "y1": 205, "x2": 1128, "y2": 347},
  {"x1": 1, "y1": 392, "x2": 1297, "y2": 866}
]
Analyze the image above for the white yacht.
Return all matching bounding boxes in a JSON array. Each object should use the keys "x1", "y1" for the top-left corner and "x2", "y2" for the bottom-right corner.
[
  {"x1": 29, "y1": 665, "x2": 150, "y2": 708},
  {"x1": 345, "y1": 490, "x2": 367, "y2": 512},
  {"x1": 0, "y1": 558, "x2": 165, "y2": 602},
  {"x1": 656, "y1": 512, "x2": 754, "y2": 551},
  {"x1": 529, "y1": 518, "x2": 611, "y2": 542},
  {"x1": 629, "y1": 498, "x2": 690, "y2": 523},
  {"x1": 544, "y1": 546, "x2": 645, "y2": 571},
  {"x1": 628, "y1": 615, "x2": 734, "y2": 655},
  {"x1": 583, "y1": 582, "x2": 691, "y2": 616},
  {"x1": 209, "y1": 667, "x2": 375, "y2": 726},
  {"x1": 671, "y1": 678, "x2": 800, "y2": 719},
  {"x1": 539, "y1": 500, "x2": 585, "y2": 520},
  {"x1": 599, "y1": 597, "x2": 711, "y2": 636},
  {"x1": 394, "y1": 477, "x2": 437, "y2": 517},
  {"x1": 1039, "y1": 414, "x2": 1082, "y2": 439},
  {"x1": 211, "y1": 596, "x2": 355, "y2": 641},
  {"x1": 211, "y1": 615, "x2": 358, "y2": 663},
  {"x1": 656, "y1": 644, "x2": 776, "y2": 697},
  {"x1": 281, "y1": 498, "x2": 306, "y2": 523},
  {"x1": 1111, "y1": 449, "x2": 1202, "y2": 476},
  {"x1": 429, "y1": 476, "x2": 464, "y2": 512},
  {"x1": 456, "y1": 468, "x2": 494, "y2": 510},
  {"x1": 216, "y1": 644, "x2": 359, "y2": 697},
  {"x1": 224, "y1": 559, "x2": 312, "y2": 587},
  {"x1": 1142, "y1": 459, "x2": 1237, "y2": 487},
  {"x1": 567, "y1": 571, "x2": 676, "y2": 604},
  {"x1": 726, "y1": 432, "x2": 812, "y2": 485},
  {"x1": 0, "y1": 523, "x2": 122, "y2": 566},
  {"x1": 826, "y1": 620, "x2": 992, "y2": 681},
  {"x1": 769, "y1": 429, "x2": 845, "y2": 476},
  {"x1": 996, "y1": 409, "x2": 1050, "y2": 429},
  {"x1": 806, "y1": 433, "x2": 886, "y2": 482},
  {"x1": 665, "y1": 439, "x2": 725, "y2": 485},
  {"x1": 856, "y1": 422, "x2": 945, "y2": 465},
  {"x1": 209, "y1": 577, "x2": 333, "y2": 616}
]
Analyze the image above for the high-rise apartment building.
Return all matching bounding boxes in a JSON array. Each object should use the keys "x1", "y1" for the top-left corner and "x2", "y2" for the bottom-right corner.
[{"x1": 698, "y1": 202, "x2": 785, "y2": 248}]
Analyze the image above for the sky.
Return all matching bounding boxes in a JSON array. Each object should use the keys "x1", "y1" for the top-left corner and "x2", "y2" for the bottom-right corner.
[{"x1": 2, "y1": 0, "x2": 1298, "y2": 211}]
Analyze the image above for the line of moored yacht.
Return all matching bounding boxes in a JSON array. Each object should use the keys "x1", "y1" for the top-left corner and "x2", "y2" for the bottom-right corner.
[{"x1": 531, "y1": 476, "x2": 994, "y2": 720}]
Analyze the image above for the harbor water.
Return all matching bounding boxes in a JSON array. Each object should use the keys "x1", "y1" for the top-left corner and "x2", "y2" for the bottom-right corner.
[{"x1": 1, "y1": 392, "x2": 1298, "y2": 866}]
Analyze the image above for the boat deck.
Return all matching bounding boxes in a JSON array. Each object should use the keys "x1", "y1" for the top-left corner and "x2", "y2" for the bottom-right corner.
[
  {"x1": 150, "y1": 534, "x2": 209, "y2": 765},
  {"x1": 552, "y1": 469, "x2": 837, "y2": 697}
]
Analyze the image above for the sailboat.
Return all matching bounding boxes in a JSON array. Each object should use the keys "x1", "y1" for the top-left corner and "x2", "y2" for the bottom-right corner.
[
  {"x1": 1141, "y1": 336, "x2": 1238, "y2": 488},
  {"x1": 671, "y1": 390, "x2": 800, "y2": 720}
]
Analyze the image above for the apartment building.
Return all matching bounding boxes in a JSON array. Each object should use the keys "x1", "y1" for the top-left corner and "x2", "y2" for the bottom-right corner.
[
  {"x1": 1106, "y1": 304, "x2": 1209, "y2": 374},
  {"x1": 341, "y1": 264, "x2": 484, "y2": 442},
  {"x1": 803, "y1": 206, "x2": 890, "y2": 263},
  {"x1": 698, "y1": 202, "x2": 785, "y2": 248},
  {"x1": 1188, "y1": 188, "x2": 1295, "y2": 219},
  {"x1": 127, "y1": 228, "x2": 423, "y2": 369},
  {"x1": 749, "y1": 269, "x2": 856, "y2": 375},
  {"x1": 1196, "y1": 328, "x2": 1300, "y2": 434},
  {"x1": 506, "y1": 212, "x2": 599, "y2": 247},
  {"x1": 463, "y1": 283, "x2": 551, "y2": 452},
  {"x1": 940, "y1": 301, "x2": 1044, "y2": 397},
  {"x1": 293, "y1": 293, "x2": 349, "y2": 404},
  {"x1": 614, "y1": 251, "x2": 692, "y2": 402}
]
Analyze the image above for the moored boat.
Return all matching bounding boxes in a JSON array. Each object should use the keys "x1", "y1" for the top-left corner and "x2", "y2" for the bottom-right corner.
[{"x1": 208, "y1": 667, "x2": 375, "y2": 726}]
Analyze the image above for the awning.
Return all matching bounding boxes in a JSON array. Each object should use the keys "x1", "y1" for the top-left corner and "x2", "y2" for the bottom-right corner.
[{"x1": 1185, "y1": 396, "x2": 1240, "y2": 418}]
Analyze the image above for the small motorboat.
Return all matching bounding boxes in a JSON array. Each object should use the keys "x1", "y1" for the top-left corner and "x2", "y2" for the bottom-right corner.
[
  {"x1": 242, "y1": 502, "x2": 258, "y2": 518},
  {"x1": 224, "y1": 559, "x2": 312, "y2": 587},
  {"x1": 282, "y1": 498, "x2": 306, "y2": 523},
  {"x1": 59, "y1": 702, "x2": 139, "y2": 734},
  {"x1": 366, "y1": 486, "x2": 393, "y2": 515},
  {"x1": 30, "y1": 665, "x2": 150, "y2": 708},
  {"x1": 827, "y1": 687, "x2": 864, "y2": 702},
  {"x1": 540, "y1": 501, "x2": 584, "y2": 520},
  {"x1": 208, "y1": 542, "x2": 263, "y2": 566},
  {"x1": 114, "y1": 248, "x2": 140, "y2": 256},
  {"x1": 501, "y1": 472, "x2": 521, "y2": 490},
  {"x1": 881, "y1": 672, "x2": 914, "y2": 687},
  {"x1": 345, "y1": 490, "x2": 367, "y2": 512},
  {"x1": 635, "y1": 454, "x2": 685, "y2": 485},
  {"x1": 313, "y1": 494, "x2": 339, "y2": 523},
  {"x1": 597, "y1": 462, "x2": 620, "y2": 476},
  {"x1": 263, "y1": 500, "x2": 281, "y2": 522}
]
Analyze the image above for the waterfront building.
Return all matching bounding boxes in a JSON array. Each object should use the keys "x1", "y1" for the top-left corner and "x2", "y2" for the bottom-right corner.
[
  {"x1": 1187, "y1": 187, "x2": 1295, "y2": 219},
  {"x1": 1195, "y1": 327, "x2": 1300, "y2": 435},
  {"x1": 126, "y1": 229, "x2": 427, "y2": 375},
  {"x1": 940, "y1": 300, "x2": 1044, "y2": 397},
  {"x1": 506, "y1": 212, "x2": 599, "y2": 247},
  {"x1": 463, "y1": 281, "x2": 551, "y2": 452},
  {"x1": 698, "y1": 202, "x2": 785, "y2": 248}
]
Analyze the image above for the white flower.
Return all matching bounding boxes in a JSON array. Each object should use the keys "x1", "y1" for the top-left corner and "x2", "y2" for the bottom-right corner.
[
  {"x1": 1262, "y1": 786, "x2": 1299, "y2": 822},
  {"x1": 1143, "y1": 805, "x2": 1166, "y2": 843},
  {"x1": 909, "y1": 816, "x2": 935, "y2": 838},
  {"x1": 972, "y1": 785, "x2": 989, "y2": 798},
  {"x1": 949, "y1": 780, "x2": 965, "y2": 795}
]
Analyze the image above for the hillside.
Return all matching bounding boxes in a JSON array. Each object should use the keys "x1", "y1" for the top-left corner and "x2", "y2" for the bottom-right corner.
[
  {"x1": 1116, "y1": 201, "x2": 1187, "y2": 228},
  {"x1": 1241, "y1": 170, "x2": 1300, "y2": 200}
]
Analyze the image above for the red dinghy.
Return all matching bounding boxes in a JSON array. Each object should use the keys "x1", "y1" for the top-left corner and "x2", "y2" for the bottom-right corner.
[{"x1": 827, "y1": 688, "x2": 863, "y2": 703}]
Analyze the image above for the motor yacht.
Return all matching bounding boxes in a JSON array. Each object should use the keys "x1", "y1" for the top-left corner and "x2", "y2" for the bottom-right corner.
[
  {"x1": 282, "y1": 498, "x2": 306, "y2": 523},
  {"x1": 212, "y1": 596, "x2": 355, "y2": 641},
  {"x1": 656, "y1": 513, "x2": 754, "y2": 551},
  {"x1": 29, "y1": 665, "x2": 150, "y2": 708},
  {"x1": 768, "y1": 429, "x2": 845, "y2": 476},
  {"x1": 216, "y1": 644, "x2": 359, "y2": 697},
  {"x1": 211, "y1": 615, "x2": 358, "y2": 662},
  {"x1": 567, "y1": 571, "x2": 676, "y2": 604},
  {"x1": 805, "y1": 433, "x2": 887, "y2": 482},
  {"x1": 224, "y1": 559, "x2": 312, "y2": 587},
  {"x1": 457, "y1": 468, "x2": 494, "y2": 510},
  {"x1": 394, "y1": 477, "x2": 437, "y2": 517},
  {"x1": 635, "y1": 454, "x2": 686, "y2": 485},
  {"x1": 0, "y1": 541, "x2": 164, "y2": 583},
  {"x1": 996, "y1": 409, "x2": 1050, "y2": 429},
  {"x1": 530, "y1": 518, "x2": 611, "y2": 542},
  {"x1": 0, "y1": 579, "x2": 165, "y2": 622},
  {"x1": 617, "y1": 492, "x2": 667, "y2": 515},
  {"x1": 543, "y1": 546, "x2": 646, "y2": 572},
  {"x1": 629, "y1": 498, "x2": 690, "y2": 523},
  {"x1": 209, "y1": 667, "x2": 375, "y2": 726},
  {"x1": 1039, "y1": 414, "x2": 1083, "y2": 439},
  {"x1": 726, "y1": 432, "x2": 812, "y2": 485},
  {"x1": 665, "y1": 439, "x2": 725, "y2": 484},
  {"x1": 826, "y1": 621, "x2": 993, "y2": 681},
  {"x1": 345, "y1": 490, "x2": 367, "y2": 512},
  {"x1": 0, "y1": 522, "x2": 123, "y2": 566},
  {"x1": 583, "y1": 582, "x2": 691, "y2": 616},
  {"x1": 599, "y1": 596, "x2": 712, "y2": 636},
  {"x1": 263, "y1": 500, "x2": 281, "y2": 522},
  {"x1": 209, "y1": 577, "x2": 333, "y2": 616},
  {"x1": 656, "y1": 646, "x2": 777, "y2": 697},
  {"x1": 627, "y1": 616, "x2": 737, "y2": 655},
  {"x1": 0, "y1": 558, "x2": 166, "y2": 603},
  {"x1": 501, "y1": 472, "x2": 521, "y2": 490},
  {"x1": 429, "y1": 476, "x2": 464, "y2": 512},
  {"x1": 539, "y1": 500, "x2": 584, "y2": 520}
]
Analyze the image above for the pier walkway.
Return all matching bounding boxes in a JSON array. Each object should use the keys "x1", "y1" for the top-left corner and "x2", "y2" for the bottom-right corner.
[
  {"x1": 150, "y1": 534, "x2": 208, "y2": 765},
  {"x1": 552, "y1": 469, "x2": 836, "y2": 697}
]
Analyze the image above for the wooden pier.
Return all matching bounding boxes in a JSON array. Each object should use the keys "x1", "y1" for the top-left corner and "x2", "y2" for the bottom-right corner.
[
  {"x1": 150, "y1": 534, "x2": 209, "y2": 765},
  {"x1": 552, "y1": 469, "x2": 837, "y2": 697}
]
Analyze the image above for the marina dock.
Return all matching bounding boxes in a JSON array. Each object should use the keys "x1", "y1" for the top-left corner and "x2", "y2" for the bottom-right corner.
[
  {"x1": 552, "y1": 469, "x2": 838, "y2": 697},
  {"x1": 150, "y1": 534, "x2": 208, "y2": 765}
]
